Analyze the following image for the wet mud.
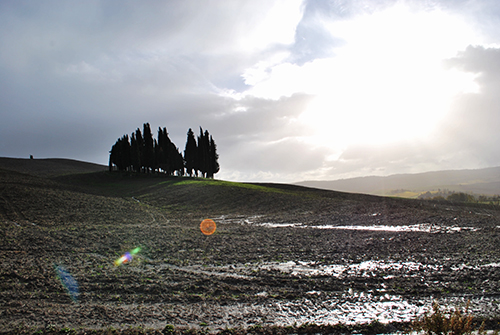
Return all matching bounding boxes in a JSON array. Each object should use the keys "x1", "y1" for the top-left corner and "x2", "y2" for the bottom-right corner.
[{"x1": 1, "y1": 170, "x2": 500, "y2": 332}]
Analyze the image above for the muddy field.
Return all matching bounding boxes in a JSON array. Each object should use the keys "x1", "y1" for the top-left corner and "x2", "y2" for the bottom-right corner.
[{"x1": 1, "y1": 163, "x2": 500, "y2": 333}]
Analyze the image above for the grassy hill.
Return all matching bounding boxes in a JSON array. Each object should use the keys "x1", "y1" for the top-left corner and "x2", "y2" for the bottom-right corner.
[
  {"x1": 0, "y1": 156, "x2": 453, "y2": 226},
  {"x1": 54, "y1": 169, "x2": 378, "y2": 218},
  {"x1": 2, "y1": 157, "x2": 493, "y2": 220}
]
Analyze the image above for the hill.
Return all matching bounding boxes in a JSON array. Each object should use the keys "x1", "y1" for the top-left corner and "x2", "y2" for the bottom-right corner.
[
  {"x1": 2, "y1": 158, "x2": 500, "y2": 333},
  {"x1": 0, "y1": 157, "x2": 418, "y2": 227},
  {"x1": 296, "y1": 166, "x2": 500, "y2": 197},
  {"x1": 0, "y1": 157, "x2": 106, "y2": 177}
]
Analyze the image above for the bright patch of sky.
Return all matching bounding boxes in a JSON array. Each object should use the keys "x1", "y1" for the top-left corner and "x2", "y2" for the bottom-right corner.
[{"x1": 231, "y1": 3, "x2": 482, "y2": 152}]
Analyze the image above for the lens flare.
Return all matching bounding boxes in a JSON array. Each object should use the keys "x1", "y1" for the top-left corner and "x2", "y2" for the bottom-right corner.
[
  {"x1": 200, "y1": 219, "x2": 216, "y2": 235},
  {"x1": 114, "y1": 247, "x2": 141, "y2": 266},
  {"x1": 55, "y1": 265, "x2": 79, "y2": 303}
]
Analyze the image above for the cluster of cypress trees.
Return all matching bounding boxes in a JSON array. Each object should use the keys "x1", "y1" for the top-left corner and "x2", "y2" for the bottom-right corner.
[{"x1": 109, "y1": 123, "x2": 219, "y2": 178}]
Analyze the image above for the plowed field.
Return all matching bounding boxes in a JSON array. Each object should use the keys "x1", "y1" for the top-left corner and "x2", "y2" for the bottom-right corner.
[{"x1": 1, "y1": 160, "x2": 500, "y2": 333}]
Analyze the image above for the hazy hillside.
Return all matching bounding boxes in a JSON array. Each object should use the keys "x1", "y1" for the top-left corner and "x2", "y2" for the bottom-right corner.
[
  {"x1": 297, "y1": 166, "x2": 500, "y2": 197},
  {"x1": 0, "y1": 157, "x2": 106, "y2": 177}
]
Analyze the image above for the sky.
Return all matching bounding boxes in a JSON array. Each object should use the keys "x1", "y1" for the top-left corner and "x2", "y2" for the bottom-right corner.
[{"x1": 1, "y1": 0, "x2": 500, "y2": 183}]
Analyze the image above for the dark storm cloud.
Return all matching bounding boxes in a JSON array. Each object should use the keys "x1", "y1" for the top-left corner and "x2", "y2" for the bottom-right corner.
[{"x1": 0, "y1": 0, "x2": 304, "y2": 172}]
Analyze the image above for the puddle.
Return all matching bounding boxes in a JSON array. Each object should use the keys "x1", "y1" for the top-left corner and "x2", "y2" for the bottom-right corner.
[
  {"x1": 257, "y1": 222, "x2": 303, "y2": 228},
  {"x1": 257, "y1": 260, "x2": 442, "y2": 278},
  {"x1": 213, "y1": 215, "x2": 481, "y2": 233},
  {"x1": 310, "y1": 224, "x2": 480, "y2": 233},
  {"x1": 271, "y1": 294, "x2": 428, "y2": 325},
  {"x1": 255, "y1": 222, "x2": 480, "y2": 233},
  {"x1": 152, "y1": 258, "x2": 499, "y2": 282},
  {"x1": 138, "y1": 257, "x2": 500, "y2": 327},
  {"x1": 212, "y1": 215, "x2": 264, "y2": 225},
  {"x1": 267, "y1": 294, "x2": 500, "y2": 326}
]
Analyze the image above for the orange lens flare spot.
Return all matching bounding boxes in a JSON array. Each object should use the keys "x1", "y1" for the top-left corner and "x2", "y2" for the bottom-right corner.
[{"x1": 200, "y1": 219, "x2": 216, "y2": 235}]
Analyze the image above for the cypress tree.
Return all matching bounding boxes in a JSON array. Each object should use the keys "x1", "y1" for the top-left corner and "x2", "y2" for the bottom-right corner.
[
  {"x1": 166, "y1": 128, "x2": 178, "y2": 175},
  {"x1": 208, "y1": 135, "x2": 220, "y2": 178},
  {"x1": 202, "y1": 130, "x2": 211, "y2": 177},
  {"x1": 143, "y1": 123, "x2": 154, "y2": 173},
  {"x1": 196, "y1": 127, "x2": 209, "y2": 177},
  {"x1": 109, "y1": 140, "x2": 118, "y2": 172},
  {"x1": 109, "y1": 135, "x2": 131, "y2": 171},
  {"x1": 165, "y1": 127, "x2": 174, "y2": 175},
  {"x1": 171, "y1": 145, "x2": 184, "y2": 176},
  {"x1": 184, "y1": 128, "x2": 197, "y2": 177},
  {"x1": 156, "y1": 127, "x2": 167, "y2": 173},
  {"x1": 153, "y1": 138, "x2": 160, "y2": 173},
  {"x1": 121, "y1": 134, "x2": 131, "y2": 171},
  {"x1": 134, "y1": 128, "x2": 144, "y2": 172},
  {"x1": 130, "y1": 133, "x2": 141, "y2": 173},
  {"x1": 195, "y1": 127, "x2": 202, "y2": 177}
]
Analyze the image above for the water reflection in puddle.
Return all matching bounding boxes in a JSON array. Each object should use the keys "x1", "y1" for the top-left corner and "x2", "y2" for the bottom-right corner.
[
  {"x1": 258, "y1": 259, "x2": 440, "y2": 278},
  {"x1": 266, "y1": 294, "x2": 500, "y2": 326},
  {"x1": 150, "y1": 259, "x2": 500, "y2": 326},
  {"x1": 213, "y1": 214, "x2": 480, "y2": 233},
  {"x1": 255, "y1": 222, "x2": 480, "y2": 233},
  {"x1": 271, "y1": 294, "x2": 427, "y2": 325}
]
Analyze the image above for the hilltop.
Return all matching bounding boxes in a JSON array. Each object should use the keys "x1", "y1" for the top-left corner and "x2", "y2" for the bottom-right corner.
[
  {"x1": 0, "y1": 157, "x2": 106, "y2": 177},
  {"x1": 1, "y1": 158, "x2": 500, "y2": 333}
]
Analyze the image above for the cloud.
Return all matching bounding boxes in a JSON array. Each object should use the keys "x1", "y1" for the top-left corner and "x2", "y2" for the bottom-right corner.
[
  {"x1": 2, "y1": 0, "x2": 500, "y2": 184},
  {"x1": 195, "y1": 93, "x2": 317, "y2": 181},
  {"x1": 440, "y1": 46, "x2": 500, "y2": 165},
  {"x1": 321, "y1": 45, "x2": 500, "y2": 179},
  {"x1": 0, "y1": 0, "x2": 305, "y2": 164}
]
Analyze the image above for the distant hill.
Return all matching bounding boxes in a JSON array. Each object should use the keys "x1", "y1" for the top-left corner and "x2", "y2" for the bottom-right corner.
[
  {"x1": 296, "y1": 166, "x2": 500, "y2": 197},
  {"x1": 0, "y1": 157, "x2": 106, "y2": 177}
]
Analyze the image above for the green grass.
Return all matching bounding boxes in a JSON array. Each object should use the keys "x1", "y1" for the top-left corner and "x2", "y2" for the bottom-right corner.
[{"x1": 166, "y1": 178, "x2": 291, "y2": 194}]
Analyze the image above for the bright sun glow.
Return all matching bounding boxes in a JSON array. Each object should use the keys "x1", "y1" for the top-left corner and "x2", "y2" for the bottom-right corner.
[
  {"x1": 239, "y1": 4, "x2": 481, "y2": 150},
  {"x1": 299, "y1": 4, "x2": 480, "y2": 147}
]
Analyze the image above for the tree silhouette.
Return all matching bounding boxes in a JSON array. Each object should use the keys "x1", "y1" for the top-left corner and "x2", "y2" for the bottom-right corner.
[
  {"x1": 130, "y1": 132, "x2": 141, "y2": 172},
  {"x1": 142, "y1": 123, "x2": 155, "y2": 173},
  {"x1": 156, "y1": 127, "x2": 183, "y2": 175},
  {"x1": 156, "y1": 127, "x2": 168, "y2": 173},
  {"x1": 184, "y1": 128, "x2": 197, "y2": 177},
  {"x1": 109, "y1": 123, "x2": 219, "y2": 178},
  {"x1": 196, "y1": 127, "x2": 210, "y2": 177},
  {"x1": 208, "y1": 135, "x2": 220, "y2": 178},
  {"x1": 109, "y1": 135, "x2": 130, "y2": 171}
]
